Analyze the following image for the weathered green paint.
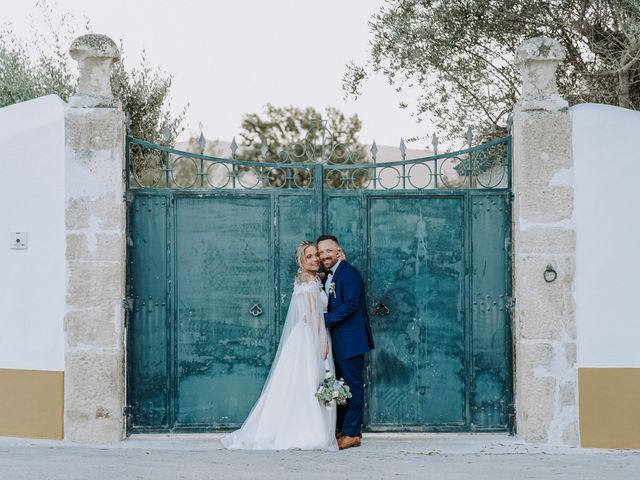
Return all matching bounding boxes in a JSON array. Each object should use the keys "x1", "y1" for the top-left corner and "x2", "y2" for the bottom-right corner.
[
  {"x1": 127, "y1": 195, "x2": 170, "y2": 429},
  {"x1": 126, "y1": 136, "x2": 513, "y2": 433},
  {"x1": 173, "y1": 195, "x2": 274, "y2": 427},
  {"x1": 469, "y1": 191, "x2": 513, "y2": 429},
  {"x1": 366, "y1": 195, "x2": 466, "y2": 428}
]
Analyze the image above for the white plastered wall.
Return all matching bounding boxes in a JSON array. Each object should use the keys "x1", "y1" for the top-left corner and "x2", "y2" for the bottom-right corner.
[
  {"x1": 0, "y1": 95, "x2": 66, "y2": 372},
  {"x1": 572, "y1": 103, "x2": 640, "y2": 368}
]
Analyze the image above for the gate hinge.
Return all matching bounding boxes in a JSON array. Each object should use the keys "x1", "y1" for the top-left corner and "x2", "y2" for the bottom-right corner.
[
  {"x1": 123, "y1": 297, "x2": 134, "y2": 311},
  {"x1": 123, "y1": 405, "x2": 134, "y2": 416},
  {"x1": 505, "y1": 296, "x2": 516, "y2": 312},
  {"x1": 123, "y1": 190, "x2": 134, "y2": 205},
  {"x1": 507, "y1": 403, "x2": 517, "y2": 435}
]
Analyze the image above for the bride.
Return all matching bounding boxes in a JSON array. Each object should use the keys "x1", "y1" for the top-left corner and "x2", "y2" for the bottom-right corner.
[{"x1": 221, "y1": 240, "x2": 338, "y2": 450}]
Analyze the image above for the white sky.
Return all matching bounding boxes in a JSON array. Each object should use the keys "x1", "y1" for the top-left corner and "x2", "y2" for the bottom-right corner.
[{"x1": 2, "y1": 0, "x2": 436, "y2": 149}]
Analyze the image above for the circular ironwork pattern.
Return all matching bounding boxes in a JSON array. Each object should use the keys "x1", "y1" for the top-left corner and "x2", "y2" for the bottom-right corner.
[
  {"x1": 377, "y1": 166, "x2": 401, "y2": 190},
  {"x1": 439, "y1": 156, "x2": 469, "y2": 188},
  {"x1": 326, "y1": 143, "x2": 353, "y2": 165},
  {"x1": 474, "y1": 151, "x2": 507, "y2": 188},
  {"x1": 279, "y1": 142, "x2": 310, "y2": 163},
  {"x1": 350, "y1": 168, "x2": 371, "y2": 189},
  {"x1": 266, "y1": 167, "x2": 287, "y2": 188},
  {"x1": 130, "y1": 147, "x2": 163, "y2": 188},
  {"x1": 324, "y1": 169, "x2": 346, "y2": 189},
  {"x1": 171, "y1": 156, "x2": 199, "y2": 189},
  {"x1": 126, "y1": 134, "x2": 511, "y2": 192},
  {"x1": 206, "y1": 162, "x2": 232, "y2": 189},
  {"x1": 407, "y1": 163, "x2": 433, "y2": 189},
  {"x1": 292, "y1": 167, "x2": 314, "y2": 188},
  {"x1": 237, "y1": 167, "x2": 261, "y2": 189}
]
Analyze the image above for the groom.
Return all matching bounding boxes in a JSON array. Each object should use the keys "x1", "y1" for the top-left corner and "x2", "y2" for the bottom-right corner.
[{"x1": 317, "y1": 235, "x2": 374, "y2": 450}]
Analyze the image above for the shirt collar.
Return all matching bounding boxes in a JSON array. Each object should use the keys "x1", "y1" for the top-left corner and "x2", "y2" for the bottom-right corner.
[{"x1": 329, "y1": 259, "x2": 342, "y2": 275}]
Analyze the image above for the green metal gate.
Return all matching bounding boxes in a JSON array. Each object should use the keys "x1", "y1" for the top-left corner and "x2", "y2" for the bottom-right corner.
[{"x1": 125, "y1": 128, "x2": 513, "y2": 433}]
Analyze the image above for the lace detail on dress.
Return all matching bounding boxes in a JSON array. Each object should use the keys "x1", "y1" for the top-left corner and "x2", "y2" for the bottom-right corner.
[{"x1": 293, "y1": 275, "x2": 322, "y2": 292}]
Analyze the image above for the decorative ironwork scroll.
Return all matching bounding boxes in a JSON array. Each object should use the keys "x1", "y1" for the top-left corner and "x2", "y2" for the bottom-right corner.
[{"x1": 126, "y1": 124, "x2": 511, "y2": 191}]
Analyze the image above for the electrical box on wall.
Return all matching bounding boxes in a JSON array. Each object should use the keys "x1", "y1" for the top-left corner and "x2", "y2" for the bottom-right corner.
[{"x1": 10, "y1": 232, "x2": 28, "y2": 249}]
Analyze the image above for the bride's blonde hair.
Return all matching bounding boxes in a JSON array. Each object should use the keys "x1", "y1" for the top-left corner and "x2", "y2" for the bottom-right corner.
[{"x1": 295, "y1": 240, "x2": 315, "y2": 282}]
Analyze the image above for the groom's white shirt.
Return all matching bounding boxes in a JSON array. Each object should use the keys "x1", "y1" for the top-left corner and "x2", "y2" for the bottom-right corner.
[{"x1": 325, "y1": 260, "x2": 342, "y2": 294}]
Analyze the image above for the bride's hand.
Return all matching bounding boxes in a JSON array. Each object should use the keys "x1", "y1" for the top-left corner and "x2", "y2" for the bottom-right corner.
[
  {"x1": 322, "y1": 342, "x2": 329, "y2": 360},
  {"x1": 336, "y1": 248, "x2": 347, "y2": 261}
]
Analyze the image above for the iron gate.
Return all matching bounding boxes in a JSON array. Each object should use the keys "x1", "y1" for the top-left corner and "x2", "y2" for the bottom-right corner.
[{"x1": 125, "y1": 127, "x2": 513, "y2": 433}]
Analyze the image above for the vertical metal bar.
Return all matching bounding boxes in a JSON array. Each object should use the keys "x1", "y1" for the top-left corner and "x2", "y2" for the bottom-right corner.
[
  {"x1": 314, "y1": 163, "x2": 324, "y2": 234},
  {"x1": 125, "y1": 136, "x2": 131, "y2": 191},
  {"x1": 123, "y1": 134, "x2": 132, "y2": 433},
  {"x1": 507, "y1": 135, "x2": 512, "y2": 190},
  {"x1": 464, "y1": 191, "x2": 473, "y2": 429},
  {"x1": 469, "y1": 152, "x2": 474, "y2": 189},
  {"x1": 402, "y1": 164, "x2": 406, "y2": 190},
  {"x1": 272, "y1": 191, "x2": 279, "y2": 360},
  {"x1": 199, "y1": 153, "x2": 204, "y2": 189},
  {"x1": 362, "y1": 189, "x2": 371, "y2": 430},
  {"x1": 400, "y1": 138, "x2": 406, "y2": 189},
  {"x1": 434, "y1": 159, "x2": 438, "y2": 189},
  {"x1": 168, "y1": 192, "x2": 176, "y2": 429},
  {"x1": 372, "y1": 161, "x2": 377, "y2": 190},
  {"x1": 370, "y1": 141, "x2": 378, "y2": 190},
  {"x1": 504, "y1": 188, "x2": 515, "y2": 433}
]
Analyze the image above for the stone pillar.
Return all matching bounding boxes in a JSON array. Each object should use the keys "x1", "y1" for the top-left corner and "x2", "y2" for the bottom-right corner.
[
  {"x1": 512, "y1": 37, "x2": 578, "y2": 446},
  {"x1": 64, "y1": 34, "x2": 125, "y2": 443}
]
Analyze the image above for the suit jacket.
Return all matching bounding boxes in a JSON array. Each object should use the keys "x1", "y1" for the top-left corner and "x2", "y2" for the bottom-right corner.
[{"x1": 323, "y1": 261, "x2": 375, "y2": 360}]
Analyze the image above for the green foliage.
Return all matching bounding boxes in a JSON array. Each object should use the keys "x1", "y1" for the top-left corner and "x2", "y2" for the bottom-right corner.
[
  {"x1": 0, "y1": 2, "x2": 75, "y2": 107},
  {"x1": 237, "y1": 104, "x2": 368, "y2": 164},
  {"x1": 0, "y1": 1, "x2": 184, "y2": 144},
  {"x1": 111, "y1": 50, "x2": 185, "y2": 145},
  {"x1": 345, "y1": 0, "x2": 640, "y2": 143},
  {"x1": 236, "y1": 104, "x2": 370, "y2": 188}
]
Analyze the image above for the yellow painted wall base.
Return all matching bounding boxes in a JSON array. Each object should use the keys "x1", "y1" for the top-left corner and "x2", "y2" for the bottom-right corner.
[
  {"x1": 0, "y1": 368, "x2": 63, "y2": 439},
  {"x1": 579, "y1": 368, "x2": 640, "y2": 449}
]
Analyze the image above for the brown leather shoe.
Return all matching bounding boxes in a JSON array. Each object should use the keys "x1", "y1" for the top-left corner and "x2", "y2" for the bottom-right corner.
[
  {"x1": 335, "y1": 432, "x2": 344, "y2": 440},
  {"x1": 338, "y1": 435, "x2": 361, "y2": 450}
]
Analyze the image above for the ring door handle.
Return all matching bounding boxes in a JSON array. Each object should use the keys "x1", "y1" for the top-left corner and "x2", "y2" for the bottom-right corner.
[
  {"x1": 371, "y1": 302, "x2": 390, "y2": 317},
  {"x1": 249, "y1": 303, "x2": 263, "y2": 317}
]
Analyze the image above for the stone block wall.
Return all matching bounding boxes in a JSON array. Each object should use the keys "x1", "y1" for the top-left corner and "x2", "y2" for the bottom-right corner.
[
  {"x1": 512, "y1": 37, "x2": 578, "y2": 446},
  {"x1": 64, "y1": 34, "x2": 126, "y2": 443}
]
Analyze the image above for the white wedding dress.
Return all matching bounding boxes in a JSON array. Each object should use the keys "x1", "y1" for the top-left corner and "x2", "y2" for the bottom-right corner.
[{"x1": 221, "y1": 276, "x2": 337, "y2": 450}]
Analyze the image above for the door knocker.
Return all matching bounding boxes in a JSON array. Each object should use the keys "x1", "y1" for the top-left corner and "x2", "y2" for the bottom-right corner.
[
  {"x1": 543, "y1": 265, "x2": 557, "y2": 283},
  {"x1": 249, "y1": 303, "x2": 263, "y2": 317}
]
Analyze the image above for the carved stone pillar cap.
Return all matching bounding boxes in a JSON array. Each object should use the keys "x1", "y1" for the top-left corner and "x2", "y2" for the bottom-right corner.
[
  {"x1": 514, "y1": 37, "x2": 568, "y2": 112},
  {"x1": 515, "y1": 37, "x2": 566, "y2": 65},
  {"x1": 68, "y1": 34, "x2": 121, "y2": 108},
  {"x1": 69, "y1": 34, "x2": 121, "y2": 61}
]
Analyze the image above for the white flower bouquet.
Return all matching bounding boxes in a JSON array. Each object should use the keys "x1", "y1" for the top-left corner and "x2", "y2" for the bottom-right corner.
[{"x1": 315, "y1": 375, "x2": 352, "y2": 407}]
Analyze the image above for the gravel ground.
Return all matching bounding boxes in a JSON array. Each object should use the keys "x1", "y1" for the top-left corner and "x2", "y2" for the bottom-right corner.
[{"x1": 1, "y1": 433, "x2": 639, "y2": 480}]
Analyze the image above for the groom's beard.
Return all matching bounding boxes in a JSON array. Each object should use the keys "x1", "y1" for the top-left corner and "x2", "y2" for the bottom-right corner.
[{"x1": 321, "y1": 257, "x2": 336, "y2": 269}]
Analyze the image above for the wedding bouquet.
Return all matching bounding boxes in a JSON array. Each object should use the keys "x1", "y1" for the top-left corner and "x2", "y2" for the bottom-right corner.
[{"x1": 315, "y1": 375, "x2": 352, "y2": 407}]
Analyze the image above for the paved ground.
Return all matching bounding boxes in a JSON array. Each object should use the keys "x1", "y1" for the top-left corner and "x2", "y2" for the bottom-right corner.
[{"x1": 1, "y1": 433, "x2": 639, "y2": 480}]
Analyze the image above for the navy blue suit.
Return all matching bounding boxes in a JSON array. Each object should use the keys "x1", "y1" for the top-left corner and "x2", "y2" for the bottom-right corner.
[{"x1": 324, "y1": 261, "x2": 374, "y2": 437}]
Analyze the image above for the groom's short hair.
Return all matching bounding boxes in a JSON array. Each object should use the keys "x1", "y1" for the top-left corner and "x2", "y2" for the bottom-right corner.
[{"x1": 316, "y1": 234, "x2": 339, "y2": 245}]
